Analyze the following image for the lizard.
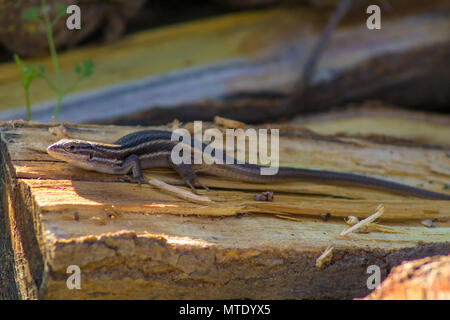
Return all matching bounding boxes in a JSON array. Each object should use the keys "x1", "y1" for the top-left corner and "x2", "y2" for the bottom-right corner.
[{"x1": 46, "y1": 129, "x2": 450, "y2": 200}]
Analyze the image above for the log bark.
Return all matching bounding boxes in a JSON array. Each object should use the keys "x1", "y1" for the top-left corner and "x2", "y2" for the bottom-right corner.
[{"x1": 364, "y1": 254, "x2": 450, "y2": 300}]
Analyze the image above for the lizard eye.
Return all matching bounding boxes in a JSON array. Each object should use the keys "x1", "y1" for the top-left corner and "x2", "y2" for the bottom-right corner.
[
  {"x1": 64, "y1": 144, "x2": 76, "y2": 152},
  {"x1": 88, "y1": 152, "x2": 94, "y2": 160}
]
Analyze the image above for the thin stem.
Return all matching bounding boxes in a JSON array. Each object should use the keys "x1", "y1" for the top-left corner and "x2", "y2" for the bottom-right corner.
[
  {"x1": 41, "y1": 0, "x2": 64, "y2": 118},
  {"x1": 52, "y1": 9, "x2": 66, "y2": 25},
  {"x1": 301, "y1": 0, "x2": 353, "y2": 86},
  {"x1": 279, "y1": 0, "x2": 354, "y2": 116},
  {"x1": 55, "y1": 94, "x2": 63, "y2": 118},
  {"x1": 38, "y1": 73, "x2": 58, "y2": 92},
  {"x1": 24, "y1": 86, "x2": 32, "y2": 120},
  {"x1": 65, "y1": 76, "x2": 83, "y2": 95}
]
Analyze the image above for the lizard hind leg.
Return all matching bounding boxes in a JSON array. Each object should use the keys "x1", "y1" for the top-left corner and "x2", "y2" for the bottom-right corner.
[{"x1": 170, "y1": 163, "x2": 209, "y2": 194}]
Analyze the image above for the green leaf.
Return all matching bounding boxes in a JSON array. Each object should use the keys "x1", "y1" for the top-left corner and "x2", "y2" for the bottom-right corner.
[
  {"x1": 38, "y1": 65, "x2": 46, "y2": 73},
  {"x1": 74, "y1": 60, "x2": 95, "y2": 78},
  {"x1": 13, "y1": 54, "x2": 24, "y2": 69},
  {"x1": 24, "y1": 65, "x2": 36, "y2": 79},
  {"x1": 22, "y1": 7, "x2": 40, "y2": 22},
  {"x1": 19, "y1": 65, "x2": 37, "y2": 88},
  {"x1": 74, "y1": 64, "x2": 82, "y2": 75},
  {"x1": 13, "y1": 54, "x2": 36, "y2": 85},
  {"x1": 82, "y1": 60, "x2": 95, "y2": 77}
]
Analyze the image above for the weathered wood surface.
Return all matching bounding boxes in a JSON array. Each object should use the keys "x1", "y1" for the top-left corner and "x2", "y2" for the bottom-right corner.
[
  {"x1": 364, "y1": 254, "x2": 450, "y2": 300},
  {"x1": 0, "y1": 1, "x2": 449, "y2": 123},
  {"x1": 0, "y1": 113, "x2": 449, "y2": 299}
]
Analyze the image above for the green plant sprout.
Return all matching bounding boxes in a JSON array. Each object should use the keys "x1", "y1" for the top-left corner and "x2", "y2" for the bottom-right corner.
[
  {"x1": 14, "y1": 0, "x2": 94, "y2": 120},
  {"x1": 13, "y1": 54, "x2": 37, "y2": 120}
]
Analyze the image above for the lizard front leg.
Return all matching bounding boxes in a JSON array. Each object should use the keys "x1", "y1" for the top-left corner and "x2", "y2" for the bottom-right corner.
[{"x1": 115, "y1": 154, "x2": 145, "y2": 184}]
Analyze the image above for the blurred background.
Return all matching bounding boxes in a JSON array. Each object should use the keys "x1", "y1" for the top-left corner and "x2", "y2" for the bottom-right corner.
[{"x1": 0, "y1": 0, "x2": 448, "y2": 130}]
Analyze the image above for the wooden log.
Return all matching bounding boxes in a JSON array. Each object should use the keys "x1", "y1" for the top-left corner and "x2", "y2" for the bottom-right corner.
[
  {"x1": 0, "y1": 116, "x2": 449, "y2": 299},
  {"x1": 363, "y1": 254, "x2": 450, "y2": 300},
  {"x1": 290, "y1": 101, "x2": 450, "y2": 147}
]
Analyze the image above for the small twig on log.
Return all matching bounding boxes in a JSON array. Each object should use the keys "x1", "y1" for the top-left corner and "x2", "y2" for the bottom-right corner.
[
  {"x1": 316, "y1": 245, "x2": 334, "y2": 269},
  {"x1": 274, "y1": 214, "x2": 304, "y2": 222},
  {"x1": 340, "y1": 204, "x2": 385, "y2": 236},
  {"x1": 144, "y1": 176, "x2": 212, "y2": 205}
]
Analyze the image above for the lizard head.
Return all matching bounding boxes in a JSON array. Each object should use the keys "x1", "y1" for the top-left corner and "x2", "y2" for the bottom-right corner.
[
  {"x1": 47, "y1": 139, "x2": 123, "y2": 173},
  {"x1": 47, "y1": 139, "x2": 97, "y2": 169}
]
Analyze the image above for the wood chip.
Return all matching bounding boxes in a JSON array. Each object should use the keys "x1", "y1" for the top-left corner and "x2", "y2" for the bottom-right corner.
[
  {"x1": 421, "y1": 219, "x2": 436, "y2": 228},
  {"x1": 344, "y1": 215, "x2": 369, "y2": 233},
  {"x1": 253, "y1": 191, "x2": 274, "y2": 201},
  {"x1": 340, "y1": 204, "x2": 385, "y2": 236},
  {"x1": 48, "y1": 124, "x2": 68, "y2": 139},
  {"x1": 344, "y1": 216, "x2": 360, "y2": 225},
  {"x1": 316, "y1": 246, "x2": 334, "y2": 269},
  {"x1": 214, "y1": 116, "x2": 246, "y2": 129}
]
